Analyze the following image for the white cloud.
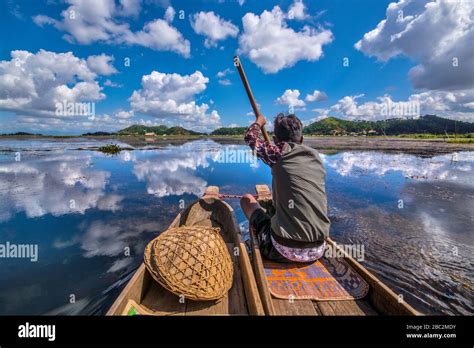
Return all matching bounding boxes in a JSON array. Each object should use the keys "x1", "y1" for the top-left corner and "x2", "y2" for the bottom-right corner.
[
  {"x1": 407, "y1": 91, "x2": 474, "y2": 121},
  {"x1": 276, "y1": 89, "x2": 306, "y2": 108},
  {"x1": 329, "y1": 94, "x2": 377, "y2": 119},
  {"x1": 305, "y1": 90, "x2": 328, "y2": 102},
  {"x1": 132, "y1": 71, "x2": 207, "y2": 103},
  {"x1": 86, "y1": 54, "x2": 118, "y2": 75},
  {"x1": 355, "y1": 0, "x2": 474, "y2": 92},
  {"x1": 129, "y1": 70, "x2": 221, "y2": 131},
  {"x1": 218, "y1": 79, "x2": 232, "y2": 86},
  {"x1": 104, "y1": 79, "x2": 122, "y2": 88},
  {"x1": 302, "y1": 114, "x2": 327, "y2": 126},
  {"x1": 190, "y1": 11, "x2": 239, "y2": 48},
  {"x1": 238, "y1": 5, "x2": 333, "y2": 73},
  {"x1": 216, "y1": 68, "x2": 233, "y2": 78},
  {"x1": 164, "y1": 6, "x2": 175, "y2": 22},
  {"x1": 118, "y1": 0, "x2": 141, "y2": 17},
  {"x1": 1, "y1": 112, "x2": 139, "y2": 134},
  {"x1": 288, "y1": 0, "x2": 308, "y2": 20},
  {"x1": 115, "y1": 109, "x2": 134, "y2": 119},
  {"x1": 216, "y1": 68, "x2": 233, "y2": 85},
  {"x1": 323, "y1": 91, "x2": 474, "y2": 121},
  {"x1": 33, "y1": 0, "x2": 190, "y2": 57},
  {"x1": 311, "y1": 108, "x2": 330, "y2": 116},
  {"x1": 0, "y1": 49, "x2": 111, "y2": 118},
  {"x1": 121, "y1": 19, "x2": 190, "y2": 57}
]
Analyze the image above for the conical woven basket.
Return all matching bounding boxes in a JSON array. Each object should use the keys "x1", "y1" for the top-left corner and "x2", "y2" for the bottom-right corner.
[{"x1": 144, "y1": 226, "x2": 234, "y2": 301}]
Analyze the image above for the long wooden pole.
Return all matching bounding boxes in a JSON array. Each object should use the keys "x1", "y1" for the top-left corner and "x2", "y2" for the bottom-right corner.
[{"x1": 233, "y1": 56, "x2": 271, "y2": 143}]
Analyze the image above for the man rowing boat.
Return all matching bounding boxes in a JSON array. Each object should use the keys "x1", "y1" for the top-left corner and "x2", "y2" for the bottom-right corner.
[{"x1": 240, "y1": 113, "x2": 331, "y2": 263}]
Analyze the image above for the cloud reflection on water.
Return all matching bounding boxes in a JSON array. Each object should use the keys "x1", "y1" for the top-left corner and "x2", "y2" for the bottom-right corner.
[
  {"x1": 131, "y1": 140, "x2": 221, "y2": 198},
  {"x1": 323, "y1": 152, "x2": 473, "y2": 186},
  {"x1": 0, "y1": 153, "x2": 123, "y2": 222},
  {"x1": 54, "y1": 218, "x2": 163, "y2": 273}
]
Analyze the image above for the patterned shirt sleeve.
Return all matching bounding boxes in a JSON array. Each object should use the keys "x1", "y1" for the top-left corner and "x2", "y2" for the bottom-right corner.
[{"x1": 244, "y1": 122, "x2": 283, "y2": 166}]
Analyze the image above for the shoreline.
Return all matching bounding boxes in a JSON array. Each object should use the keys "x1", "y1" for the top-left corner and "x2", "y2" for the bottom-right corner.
[{"x1": 0, "y1": 135, "x2": 473, "y2": 156}]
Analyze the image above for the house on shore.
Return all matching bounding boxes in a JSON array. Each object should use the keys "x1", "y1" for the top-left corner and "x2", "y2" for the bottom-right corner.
[{"x1": 145, "y1": 132, "x2": 156, "y2": 141}]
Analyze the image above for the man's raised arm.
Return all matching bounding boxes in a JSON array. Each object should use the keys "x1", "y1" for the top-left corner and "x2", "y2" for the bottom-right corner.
[{"x1": 244, "y1": 116, "x2": 282, "y2": 166}]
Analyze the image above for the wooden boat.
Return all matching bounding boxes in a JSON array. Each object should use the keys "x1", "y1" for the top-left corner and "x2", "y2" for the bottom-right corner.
[
  {"x1": 107, "y1": 186, "x2": 265, "y2": 315},
  {"x1": 250, "y1": 184, "x2": 421, "y2": 316}
]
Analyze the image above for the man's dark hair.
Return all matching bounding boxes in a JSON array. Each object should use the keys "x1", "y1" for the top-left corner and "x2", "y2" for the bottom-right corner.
[{"x1": 273, "y1": 113, "x2": 303, "y2": 143}]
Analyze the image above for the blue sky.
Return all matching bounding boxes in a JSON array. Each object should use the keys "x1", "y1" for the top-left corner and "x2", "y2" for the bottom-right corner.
[{"x1": 0, "y1": 0, "x2": 472, "y2": 134}]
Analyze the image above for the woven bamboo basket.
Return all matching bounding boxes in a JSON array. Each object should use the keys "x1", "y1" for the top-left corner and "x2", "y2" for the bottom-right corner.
[{"x1": 144, "y1": 226, "x2": 234, "y2": 301}]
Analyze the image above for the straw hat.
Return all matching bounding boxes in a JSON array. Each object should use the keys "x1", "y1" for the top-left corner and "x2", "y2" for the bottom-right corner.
[{"x1": 144, "y1": 226, "x2": 234, "y2": 301}]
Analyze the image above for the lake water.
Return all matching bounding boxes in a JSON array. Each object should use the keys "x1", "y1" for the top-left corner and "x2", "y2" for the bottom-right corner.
[{"x1": 0, "y1": 138, "x2": 472, "y2": 315}]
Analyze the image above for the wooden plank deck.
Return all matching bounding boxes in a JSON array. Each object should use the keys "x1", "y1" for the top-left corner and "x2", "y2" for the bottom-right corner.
[
  {"x1": 272, "y1": 299, "x2": 319, "y2": 316},
  {"x1": 140, "y1": 282, "x2": 186, "y2": 316},
  {"x1": 316, "y1": 299, "x2": 378, "y2": 316}
]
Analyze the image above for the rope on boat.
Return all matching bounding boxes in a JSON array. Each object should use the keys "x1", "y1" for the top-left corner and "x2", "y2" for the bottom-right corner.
[{"x1": 217, "y1": 193, "x2": 259, "y2": 199}]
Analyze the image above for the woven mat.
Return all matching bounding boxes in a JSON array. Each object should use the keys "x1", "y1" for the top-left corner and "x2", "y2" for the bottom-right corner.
[{"x1": 263, "y1": 256, "x2": 369, "y2": 301}]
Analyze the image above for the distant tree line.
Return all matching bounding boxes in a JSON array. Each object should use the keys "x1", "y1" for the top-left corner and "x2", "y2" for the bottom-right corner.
[
  {"x1": 211, "y1": 127, "x2": 248, "y2": 135},
  {"x1": 116, "y1": 125, "x2": 202, "y2": 136},
  {"x1": 303, "y1": 115, "x2": 474, "y2": 135},
  {"x1": 212, "y1": 115, "x2": 474, "y2": 136}
]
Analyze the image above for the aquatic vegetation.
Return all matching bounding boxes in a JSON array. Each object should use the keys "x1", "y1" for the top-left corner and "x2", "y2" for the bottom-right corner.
[
  {"x1": 97, "y1": 144, "x2": 122, "y2": 155},
  {"x1": 447, "y1": 138, "x2": 474, "y2": 143}
]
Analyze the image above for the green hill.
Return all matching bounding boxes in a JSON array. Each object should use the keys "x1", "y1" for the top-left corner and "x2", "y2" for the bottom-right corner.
[
  {"x1": 303, "y1": 117, "x2": 371, "y2": 135},
  {"x1": 303, "y1": 115, "x2": 474, "y2": 136},
  {"x1": 211, "y1": 127, "x2": 248, "y2": 135},
  {"x1": 0, "y1": 132, "x2": 40, "y2": 136},
  {"x1": 166, "y1": 126, "x2": 202, "y2": 136},
  {"x1": 82, "y1": 131, "x2": 116, "y2": 136},
  {"x1": 118, "y1": 125, "x2": 202, "y2": 136}
]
